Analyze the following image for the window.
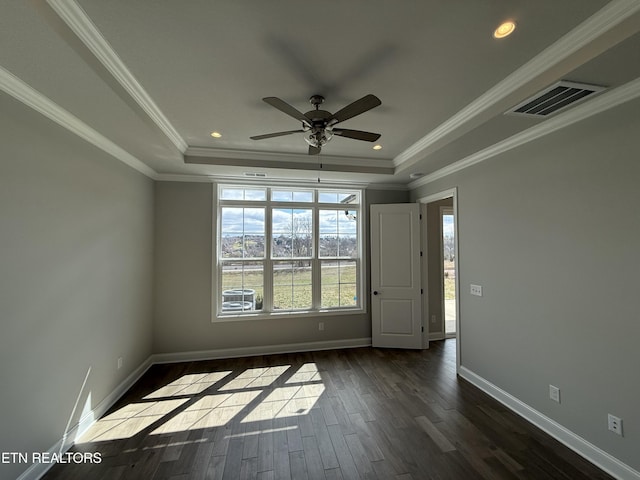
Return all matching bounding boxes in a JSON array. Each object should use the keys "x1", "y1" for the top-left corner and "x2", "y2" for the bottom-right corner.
[{"x1": 216, "y1": 185, "x2": 363, "y2": 317}]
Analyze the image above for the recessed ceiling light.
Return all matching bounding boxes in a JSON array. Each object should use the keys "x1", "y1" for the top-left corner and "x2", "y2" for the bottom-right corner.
[
  {"x1": 409, "y1": 172, "x2": 425, "y2": 179},
  {"x1": 493, "y1": 21, "x2": 516, "y2": 39},
  {"x1": 210, "y1": 131, "x2": 222, "y2": 138},
  {"x1": 373, "y1": 144, "x2": 382, "y2": 150}
]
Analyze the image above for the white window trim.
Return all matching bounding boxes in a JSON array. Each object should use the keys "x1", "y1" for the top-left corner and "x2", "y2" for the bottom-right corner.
[{"x1": 212, "y1": 183, "x2": 367, "y2": 322}]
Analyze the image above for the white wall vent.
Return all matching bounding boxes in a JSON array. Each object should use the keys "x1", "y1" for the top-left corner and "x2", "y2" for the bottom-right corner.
[{"x1": 506, "y1": 81, "x2": 606, "y2": 118}]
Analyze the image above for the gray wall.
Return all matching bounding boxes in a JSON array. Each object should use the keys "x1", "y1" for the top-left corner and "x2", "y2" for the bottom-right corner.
[
  {"x1": 0, "y1": 94, "x2": 154, "y2": 480},
  {"x1": 153, "y1": 183, "x2": 408, "y2": 354},
  {"x1": 410, "y1": 97, "x2": 640, "y2": 470}
]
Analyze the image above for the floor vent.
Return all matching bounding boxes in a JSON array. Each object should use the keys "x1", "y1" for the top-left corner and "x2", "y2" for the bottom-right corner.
[{"x1": 506, "y1": 81, "x2": 606, "y2": 118}]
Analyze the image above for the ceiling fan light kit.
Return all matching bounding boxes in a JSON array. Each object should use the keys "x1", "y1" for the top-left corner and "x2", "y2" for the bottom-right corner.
[{"x1": 251, "y1": 94, "x2": 382, "y2": 155}]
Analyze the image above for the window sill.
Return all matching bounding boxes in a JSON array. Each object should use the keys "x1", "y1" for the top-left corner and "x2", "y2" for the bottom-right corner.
[{"x1": 213, "y1": 308, "x2": 366, "y2": 323}]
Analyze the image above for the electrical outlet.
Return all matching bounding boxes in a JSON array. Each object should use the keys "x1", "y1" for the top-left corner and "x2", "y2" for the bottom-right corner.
[
  {"x1": 549, "y1": 385, "x2": 560, "y2": 403},
  {"x1": 117, "y1": 357, "x2": 123, "y2": 370},
  {"x1": 318, "y1": 322, "x2": 324, "y2": 331},
  {"x1": 431, "y1": 315, "x2": 437, "y2": 324},
  {"x1": 608, "y1": 414, "x2": 623, "y2": 436},
  {"x1": 470, "y1": 284, "x2": 483, "y2": 296}
]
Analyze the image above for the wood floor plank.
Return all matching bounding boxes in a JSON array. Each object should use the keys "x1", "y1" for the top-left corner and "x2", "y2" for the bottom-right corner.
[
  {"x1": 394, "y1": 474, "x2": 413, "y2": 480},
  {"x1": 323, "y1": 467, "x2": 345, "y2": 480},
  {"x1": 286, "y1": 415, "x2": 304, "y2": 452},
  {"x1": 99, "y1": 465, "x2": 127, "y2": 480},
  {"x1": 168, "y1": 436, "x2": 204, "y2": 476},
  {"x1": 326, "y1": 424, "x2": 361, "y2": 480},
  {"x1": 257, "y1": 425, "x2": 274, "y2": 473},
  {"x1": 242, "y1": 431, "x2": 259, "y2": 460},
  {"x1": 371, "y1": 459, "x2": 399, "y2": 479},
  {"x1": 272, "y1": 417, "x2": 291, "y2": 480},
  {"x1": 356, "y1": 420, "x2": 410, "y2": 477},
  {"x1": 414, "y1": 415, "x2": 456, "y2": 453},
  {"x1": 300, "y1": 435, "x2": 326, "y2": 480},
  {"x1": 211, "y1": 423, "x2": 232, "y2": 457},
  {"x1": 221, "y1": 437, "x2": 244, "y2": 480},
  {"x1": 310, "y1": 408, "x2": 340, "y2": 470},
  {"x1": 289, "y1": 450, "x2": 309, "y2": 480},
  {"x1": 328, "y1": 396, "x2": 357, "y2": 436},
  {"x1": 256, "y1": 472, "x2": 274, "y2": 480},
  {"x1": 206, "y1": 455, "x2": 226, "y2": 479},
  {"x1": 344, "y1": 432, "x2": 377, "y2": 479},
  {"x1": 297, "y1": 409, "x2": 315, "y2": 438},
  {"x1": 239, "y1": 457, "x2": 258, "y2": 480},
  {"x1": 190, "y1": 440, "x2": 216, "y2": 480},
  {"x1": 320, "y1": 400, "x2": 340, "y2": 426}
]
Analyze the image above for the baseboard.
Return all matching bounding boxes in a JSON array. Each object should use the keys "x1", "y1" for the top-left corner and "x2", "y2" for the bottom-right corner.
[
  {"x1": 75, "y1": 356, "x2": 154, "y2": 439},
  {"x1": 458, "y1": 366, "x2": 640, "y2": 480},
  {"x1": 17, "y1": 356, "x2": 153, "y2": 480},
  {"x1": 429, "y1": 332, "x2": 445, "y2": 341},
  {"x1": 151, "y1": 337, "x2": 373, "y2": 364}
]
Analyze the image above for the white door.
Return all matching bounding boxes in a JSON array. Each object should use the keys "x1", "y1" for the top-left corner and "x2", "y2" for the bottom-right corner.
[{"x1": 370, "y1": 203, "x2": 423, "y2": 349}]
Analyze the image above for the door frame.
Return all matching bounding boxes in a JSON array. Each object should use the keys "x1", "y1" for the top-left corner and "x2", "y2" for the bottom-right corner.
[{"x1": 417, "y1": 188, "x2": 460, "y2": 372}]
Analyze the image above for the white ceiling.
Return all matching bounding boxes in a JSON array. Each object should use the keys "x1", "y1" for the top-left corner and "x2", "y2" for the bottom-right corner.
[{"x1": 2, "y1": 0, "x2": 640, "y2": 187}]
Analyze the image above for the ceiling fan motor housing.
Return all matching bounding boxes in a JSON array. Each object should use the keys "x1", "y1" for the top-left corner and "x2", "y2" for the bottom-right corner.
[{"x1": 303, "y1": 107, "x2": 333, "y2": 147}]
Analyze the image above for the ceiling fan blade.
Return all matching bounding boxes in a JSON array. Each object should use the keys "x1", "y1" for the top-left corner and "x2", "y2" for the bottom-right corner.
[
  {"x1": 263, "y1": 97, "x2": 312, "y2": 126},
  {"x1": 308, "y1": 145, "x2": 321, "y2": 155},
  {"x1": 330, "y1": 94, "x2": 381, "y2": 124},
  {"x1": 250, "y1": 129, "x2": 304, "y2": 140},
  {"x1": 332, "y1": 128, "x2": 381, "y2": 142}
]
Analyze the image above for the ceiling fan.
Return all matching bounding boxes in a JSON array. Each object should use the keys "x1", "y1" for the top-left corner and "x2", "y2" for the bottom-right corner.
[{"x1": 250, "y1": 94, "x2": 382, "y2": 155}]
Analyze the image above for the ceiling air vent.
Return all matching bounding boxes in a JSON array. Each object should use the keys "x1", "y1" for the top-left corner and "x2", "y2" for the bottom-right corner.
[
  {"x1": 244, "y1": 172, "x2": 267, "y2": 178},
  {"x1": 507, "y1": 81, "x2": 606, "y2": 118}
]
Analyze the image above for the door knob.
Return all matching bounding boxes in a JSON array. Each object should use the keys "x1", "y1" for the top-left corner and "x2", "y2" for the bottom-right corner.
[{"x1": 373, "y1": 291, "x2": 379, "y2": 295}]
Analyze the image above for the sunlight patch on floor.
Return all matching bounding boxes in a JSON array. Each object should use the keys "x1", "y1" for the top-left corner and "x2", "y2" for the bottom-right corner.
[
  {"x1": 77, "y1": 363, "x2": 326, "y2": 443},
  {"x1": 219, "y1": 366, "x2": 290, "y2": 391},
  {"x1": 77, "y1": 398, "x2": 189, "y2": 443},
  {"x1": 143, "y1": 371, "x2": 232, "y2": 399},
  {"x1": 285, "y1": 363, "x2": 321, "y2": 384}
]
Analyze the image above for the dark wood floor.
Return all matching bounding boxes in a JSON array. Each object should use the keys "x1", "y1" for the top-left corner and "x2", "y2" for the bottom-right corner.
[{"x1": 43, "y1": 340, "x2": 613, "y2": 479}]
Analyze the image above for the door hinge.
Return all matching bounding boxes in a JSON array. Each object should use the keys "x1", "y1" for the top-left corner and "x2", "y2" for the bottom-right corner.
[
  {"x1": 420, "y1": 251, "x2": 423, "y2": 257},
  {"x1": 419, "y1": 213, "x2": 422, "y2": 220},
  {"x1": 421, "y1": 288, "x2": 424, "y2": 294},
  {"x1": 421, "y1": 326, "x2": 424, "y2": 332}
]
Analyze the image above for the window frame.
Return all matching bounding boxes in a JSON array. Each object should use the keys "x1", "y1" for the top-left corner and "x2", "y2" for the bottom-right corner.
[{"x1": 213, "y1": 183, "x2": 366, "y2": 321}]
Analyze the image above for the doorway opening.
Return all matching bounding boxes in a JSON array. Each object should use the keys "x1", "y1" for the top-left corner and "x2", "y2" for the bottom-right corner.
[
  {"x1": 441, "y1": 207, "x2": 456, "y2": 337},
  {"x1": 419, "y1": 188, "x2": 460, "y2": 371}
]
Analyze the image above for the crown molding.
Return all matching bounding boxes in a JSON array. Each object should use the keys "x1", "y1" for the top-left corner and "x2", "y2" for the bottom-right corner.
[
  {"x1": 394, "y1": 0, "x2": 640, "y2": 169},
  {"x1": 155, "y1": 172, "x2": 408, "y2": 190},
  {"x1": 365, "y1": 183, "x2": 409, "y2": 191},
  {"x1": 0, "y1": 65, "x2": 157, "y2": 179},
  {"x1": 155, "y1": 174, "x2": 216, "y2": 183},
  {"x1": 408, "y1": 75, "x2": 640, "y2": 189},
  {"x1": 185, "y1": 146, "x2": 395, "y2": 175},
  {"x1": 154, "y1": 173, "x2": 375, "y2": 189},
  {"x1": 46, "y1": 0, "x2": 188, "y2": 153},
  {"x1": 185, "y1": 146, "x2": 393, "y2": 168}
]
